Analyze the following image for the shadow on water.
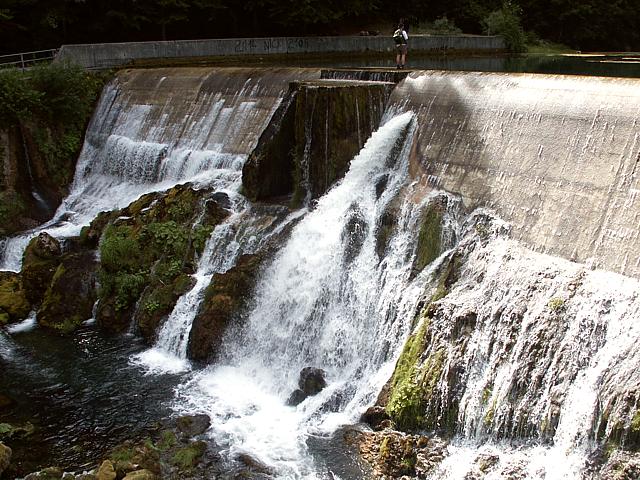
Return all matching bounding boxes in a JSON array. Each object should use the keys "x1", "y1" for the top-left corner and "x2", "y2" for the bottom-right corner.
[{"x1": 0, "y1": 326, "x2": 186, "y2": 477}]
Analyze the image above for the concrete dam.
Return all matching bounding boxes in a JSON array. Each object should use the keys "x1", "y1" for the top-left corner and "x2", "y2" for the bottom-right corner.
[{"x1": 2, "y1": 65, "x2": 640, "y2": 479}]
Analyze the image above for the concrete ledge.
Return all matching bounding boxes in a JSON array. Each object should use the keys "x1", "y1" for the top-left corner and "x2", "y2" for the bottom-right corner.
[{"x1": 56, "y1": 35, "x2": 506, "y2": 69}]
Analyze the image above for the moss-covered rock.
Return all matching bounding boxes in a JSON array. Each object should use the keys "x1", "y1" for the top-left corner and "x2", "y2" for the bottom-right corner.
[
  {"x1": 171, "y1": 441, "x2": 206, "y2": 470},
  {"x1": 0, "y1": 442, "x2": 10, "y2": 477},
  {"x1": 242, "y1": 80, "x2": 391, "y2": 206},
  {"x1": 344, "y1": 428, "x2": 447, "y2": 479},
  {"x1": 0, "y1": 271, "x2": 31, "y2": 324},
  {"x1": 385, "y1": 318, "x2": 448, "y2": 431},
  {"x1": 242, "y1": 87, "x2": 298, "y2": 202},
  {"x1": 291, "y1": 81, "x2": 391, "y2": 206},
  {"x1": 37, "y1": 250, "x2": 97, "y2": 334},
  {"x1": 21, "y1": 232, "x2": 62, "y2": 306},
  {"x1": 412, "y1": 201, "x2": 445, "y2": 276},
  {"x1": 187, "y1": 253, "x2": 266, "y2": 363},
  {"x1": 94, "y1": 184, "x2": 229, "y2": 335}
]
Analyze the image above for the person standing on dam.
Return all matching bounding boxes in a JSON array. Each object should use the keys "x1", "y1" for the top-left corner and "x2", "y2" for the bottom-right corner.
[{"x1": 393, "y1": 23, "x2": 409, "y2": 69}]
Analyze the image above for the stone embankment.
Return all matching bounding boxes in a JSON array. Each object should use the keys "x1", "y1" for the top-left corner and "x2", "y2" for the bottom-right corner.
[{"x1": 56, "y1": 35, "x2": 506, "y2": 69}]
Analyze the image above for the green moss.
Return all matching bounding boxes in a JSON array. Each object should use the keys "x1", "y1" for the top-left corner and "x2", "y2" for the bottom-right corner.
[
  {"x1": 172, "y1": 441, "x2": 206, "y2": 469},
  {"x1": 157, "y1": 430, "x2": 177, "y2": 451},
  {"x1": 414, "y1": 205, "x2": 443, "y2": 274},
  {"x1": 548, "y1": 297, "x2": 565, "y2": 314},
  {"x1": 110, "y1": 445, "x2": 135, "y2": 463},
  {"x1": 631, "y1": 410, "x2": 640, "y2": 433},
  {"x1": 481, "y1": 387, "x2": 492, "y2": 405},
  {"x1": 385, "y1": 319, "x2": 447, "y2": 430},
  {"x1": 484, "y1": 398, "x2": 497, "y2": 427},
  {"x1": 0, "y1": 273, "x2": 31, "y2": 321}
]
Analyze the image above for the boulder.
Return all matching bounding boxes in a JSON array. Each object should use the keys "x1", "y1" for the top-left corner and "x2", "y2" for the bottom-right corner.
[
  {"x1": 21, "y1": 232, "x2": 62, "y2": 305},
  {"x1": 188, "y1": 253, "x2": 265, "y2": 363},
  {"x1": 37, "y1": 250, "x2": 97, "y2": 334},
  {"x1": 0, "y1": 271, "x2": 30, "y2": 324},
  {"x1": 361, "y1": 405, "x2": 390, "y2": 430},
  {"x1": 95, "y1": 460, "x2": 116, "y2": 480},
  {"x1": 299, "y1": 367, "x2": 327, "y2": 396},
  {"x1": 176, "y1": 414, "x2": 211, "y2": 437},
  {"x1": 0, "y1": 442, "x2": 11, "y2": 476},
  {"x1": 123, "y1": 470, "x2": 156, "y2": 480},
  {"x1": 286, "y1": 367, "x2": 327, "y2": 406}
]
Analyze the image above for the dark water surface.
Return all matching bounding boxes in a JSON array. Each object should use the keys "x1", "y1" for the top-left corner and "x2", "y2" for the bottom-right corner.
[
  {"x1": 0, "y1": 324, "x2": 184, "y2": 477},
  {"x1": 243, "y1": 52, "x2": 640, "y2": 78}
]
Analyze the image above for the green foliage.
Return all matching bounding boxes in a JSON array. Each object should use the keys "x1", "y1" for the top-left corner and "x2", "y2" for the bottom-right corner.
[
  {"x1": 417, "y1": 16, "x2": 462, "y2": 35},
  {"x1": 192, "y1": 224, "x2": 213, "y2": 254},
  {"x1": 113, "y1": 272, "x2": 147, "y2": 311},
  {"x1": 0, "y1": 63, "x2": 106, "y2": 128},
  {"x1": 142, "y1": 221, "x2": 189, "y2": 257},
  {"x1": 482, "y1": 2, "x2": 527, "y2": 53},
  {"x1": 0, "y1": 70, "x2": 43, "y2": 128},
  {"x1": 100, "y1": 225, "x2": 143, "y2": 273},
  {"x1": 0, "y1": 191, "x2": 26, "y2": 236}
]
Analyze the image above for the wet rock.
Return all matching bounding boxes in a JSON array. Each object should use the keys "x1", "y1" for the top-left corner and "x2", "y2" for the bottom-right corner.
[
  {"x1": 171, "y1": 440, "x2": 207, "y2": 469},
  {"x1": 188, "y1": 253, "x2": 266, "y2": 363},
  {"x1": 37, "y1": 250, "x2": 97, "y2": 334},
  {"x1": 0, "y1": 271, "x2": 31, "y2": 324},
  {"x1": 95, "y1": 460, "x2": 116, "y2": 480},
  {"x1": 361, "y1": 406, "x2": 390, "y2": 430},
  {"x1": 75, "y1": 474, "x2": 97, "y2": 480},
  {"x1": 299, "y1": 367, "x2": 327, "y2": 396},
  {"x1": 176, "y1": 414, "x2": 211, "y2": 437},
  {"x1": 0, "y1": 421, "x2": 35, "y2": 441},
  {"x1": 374, "y1": 174, "x2": 388, "y2": 199},
  {"x1": 343, "y1": 427, "x2": 447, "y2": 479},
  {"x1": 287, "y1": 367, "x2": 327, "y2": 406},
  {"x1": 599, "y1": 451, "x2": 640, "y2": 479},
  {"x1": 286, "y1": 389, "x2": 307, "y2": 407},
  {"x1": 0, "y1": 393, "x2": 14, "y2": 410},
  {"x1": 236, "y1": 453, "x2": 275, "y2": 476},
  {"x1": 476, "y1": 453, "x2": 499, "y2": 473},
  {"x1": 21, "y1": 233, "x2": 63, "y2": 305},
  {"x1": 0, "y1": 442, "x2": 11, "y2": 476},
  {"x1": 122, "y1": 470, "x2": 156, "y2": 480},
  {"x1": 242, "y1": 89, "x2": 298, "y2": 202},
  {"x1": 24, "y1": 466, "x2": 64, "y2": 479},
  {"x1": 342, "y1": 205, "x2": 367, "y2": 264}
]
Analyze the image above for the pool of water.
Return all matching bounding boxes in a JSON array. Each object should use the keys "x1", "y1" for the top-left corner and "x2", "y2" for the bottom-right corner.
[
  {"x1": 238, "y1": 52, "x2": 640, "y2": 78},
  {"x1": 0, "y1": 324, "x2": 186, "y2": 477}
]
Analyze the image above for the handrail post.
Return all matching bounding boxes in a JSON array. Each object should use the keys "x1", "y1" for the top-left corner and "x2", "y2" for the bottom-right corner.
[{"x1": 20, "y1": 53, "x2": 25, "y2": 71}]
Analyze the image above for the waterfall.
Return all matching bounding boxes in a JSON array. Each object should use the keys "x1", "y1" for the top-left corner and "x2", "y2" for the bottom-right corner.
[
  {"x1": 0, "y1": 68, "x2": 314, "y2": 272},
  {"x1": 169, "y1": 112, "x2": 462, "y2": 477}
]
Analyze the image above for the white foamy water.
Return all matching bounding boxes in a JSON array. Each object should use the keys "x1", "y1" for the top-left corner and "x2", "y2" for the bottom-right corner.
[
  {"x1": 6, "y1": 312, "x2": 37, "y2": 334},
  {"x1": 0, "y1": 70, "x2": 302, "y2": 272},
  {"x1": 170, "y1": 112, "x2": 464, "y2": 477},
  {"x1": 416, "y1": 228, "x2": 640, "y2": 479}
]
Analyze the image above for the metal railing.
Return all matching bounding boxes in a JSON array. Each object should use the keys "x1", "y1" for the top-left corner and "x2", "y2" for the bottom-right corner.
[{"x1": 0, "y1": 49, "x2": 59, "y2": 70}]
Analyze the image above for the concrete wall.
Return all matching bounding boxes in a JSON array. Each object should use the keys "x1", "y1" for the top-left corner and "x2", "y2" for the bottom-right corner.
[
  {"x1": 56, "y1": 35, "x2": 505, "y2": 69},
  {"x1": 390, "y1": 71, "x2": 640, "y2": 278}
]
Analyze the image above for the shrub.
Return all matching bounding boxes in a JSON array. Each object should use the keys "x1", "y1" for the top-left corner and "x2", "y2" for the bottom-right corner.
[
  {"x1": 431, "y1": 16, "x2": 462, "y2": 35},
  {"x1": 482, "y1": 1, "x2": 527, "y2": 53}
]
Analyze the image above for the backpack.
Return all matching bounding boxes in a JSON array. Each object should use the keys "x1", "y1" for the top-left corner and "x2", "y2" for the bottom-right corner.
[{"x1": 393, "y1": 29, "x2": 405, "y2": 45}]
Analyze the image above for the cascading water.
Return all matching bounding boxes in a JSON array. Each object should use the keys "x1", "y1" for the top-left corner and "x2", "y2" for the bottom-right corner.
[
  {"x1": 168, "y1": 112, "x2": 462, "y2": 478},
  {"x1": 0, "y1": 68, "x2": 315, "y2": 272}
]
